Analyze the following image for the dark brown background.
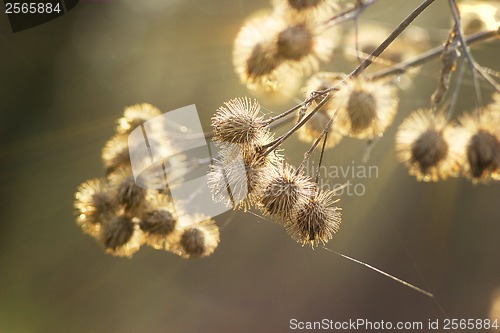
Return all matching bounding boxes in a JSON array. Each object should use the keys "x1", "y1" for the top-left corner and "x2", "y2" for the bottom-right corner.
[{"x1": 1, "y1": 1, "x2": 499, "y2": 332}]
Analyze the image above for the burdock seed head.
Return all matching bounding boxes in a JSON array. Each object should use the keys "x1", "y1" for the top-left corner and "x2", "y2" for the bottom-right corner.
[
  {"x1": 116, "y1": 103, "x2": 162, "y2": 135},
  {"x1": 100, "y1": 213, "x2": 144, "y2": 258},
  {"x1": 139, "y1": 195, "x2": 178, "y2": 250},
  {"x1": 212, "y1": 97, "x2": 268, "y2": 145},
  {"x1": 332, "y1": 76, "x2": 399, "y2": 139},
  {"x1": 75, "y1": 178, "x2": 116, "y2": 238},
  {"x1": 458, "y1": 107, "x2": 500, "y2": 182},
  {"x1": 101, "y1": 134, "x2": 130, "y2": 175},
  {"x1": 173, "y1": 217, "x2": 220, "y2": 259},
  {"x1": 396, "y1": 109, "x2": 461, "y2": 182},
  {"x1": 258, "y1": 163, "x2": 317, "y2": 221},
  {"x1": 108, "y1": 166, "x2": 149, "y2": 214},
  {"x1": 286, "y1": 189, "x2": 342, "y2": 248}
]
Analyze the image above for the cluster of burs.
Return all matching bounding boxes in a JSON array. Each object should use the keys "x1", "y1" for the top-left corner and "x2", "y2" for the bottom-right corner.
[
  {"x1": 75, "y1": 0, "x2": 499, "y2": 259},
  {"x1": 75, "y1": 104, "x2": 220, "y2": 259}
]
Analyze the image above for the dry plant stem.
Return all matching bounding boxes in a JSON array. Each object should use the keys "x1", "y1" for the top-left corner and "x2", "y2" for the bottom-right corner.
[
  {"x1": 322, "y1": 0, "x2": 378, "y2": 28},
  {"x1": 347, "y1": 0, "x2": 436, "y2": 79},
  {"x1": 448, "y1": 0, "x2": 481, "y2": 105},
  {"x1": 314, "y1": 131, "x2": 329, "y2": 184},
  {"x1": 448, "y1": 0, "x2": 500, "y2": 94},
  {"x1": 261, "y1": 95, "x2": 332, "y2": 157},
  {"x1": 446, "y1": 57, "x2": 465, "y2": 120},
  {"x1": 322, "y1": 247, "x2": 434, "y2": 298},
  {"x1": 296, "y1": 116, "x2": 334, "y2": 174},
  {"x1": 370, "y1": 29, "x2": 498, "y2": 80}
]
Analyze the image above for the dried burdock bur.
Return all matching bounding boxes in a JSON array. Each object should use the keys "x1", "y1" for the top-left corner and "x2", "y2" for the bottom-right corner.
[
  {"x1": 75, "y1": 178, "x2": 117, "y2": 238},
  {"x1": 173, "y1": 218, "x2": 220, "y2": 259},
  {"x1": 212, "y1": 97, "x2": 268, "y2": 145},
  {"x1": 286, "y1": 189, "x2": 341, "y2": 247},
  {"x1": 108, "y1": 166, "x2": 149, "y2": 214},
  {"x1": 258, "y1": 163, "x2": 317, "y2": 222},
  {"x1": 208, "y1": 131, "x2": 282, "y2": 211},
  {"x1": 101, "y1": 134, "x2": 131, "y2": 175},
  {"x1": 116, "y1": 103, "x2": 162, "y2": 135},
  {"x1": 458, "y1": 107, "x2": 500, "y2": 182},
  {"x1": 139, "y1": 195, "x2": 178, "y2": 250},
  {"x1": 396, "y1": 109, "x2": 462, "y2": 182},
  {"x1": 100, "y1": 214, "x2": 144, "y2": 258},
  {"x1": 233, "y1": 15, "x2": 287, "y2": 91},
  {"x1": 332, "y1": 77, "x2": 399, "y2": 139},
  {"x1": 233, "y1": 13, "x2": 336, "y2": 91},
  {"x1": 272, "y1": 0, "x2": 339, "y2": 21},
  {"x1": 431, "y1": 27, "x2": 459, "y2": 107}
]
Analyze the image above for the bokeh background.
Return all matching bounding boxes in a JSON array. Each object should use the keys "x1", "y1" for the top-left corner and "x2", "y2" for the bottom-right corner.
[{"x1": 1, "y1": 1, "x2": 499, "y2": 332}]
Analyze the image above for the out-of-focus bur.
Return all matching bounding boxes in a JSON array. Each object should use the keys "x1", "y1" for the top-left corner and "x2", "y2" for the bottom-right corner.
[
  {"x1": 233, "y1": 10, "x2": 337, "y2": 92},
  {"x1": 75, "y1": 178, "x2": 116, "y2": 238},
  {"x1": 75, "y1": 103, "x2": 221, "y2": 259},
  {"x1": 396, "y1": 109, "x2": 462, "y2": 182},
  {"x1": 456, "y1": 1, "x2": 499, "y2": 36},
  {"x1": 456, "y1": 95, "x2": 500, "y2": 182},
  {"x1": 331, "y1": 76, "x2": 399, "y2": 139},
  {"x1": 173, "y1": 217, "x2": 220, "y2": 259}
]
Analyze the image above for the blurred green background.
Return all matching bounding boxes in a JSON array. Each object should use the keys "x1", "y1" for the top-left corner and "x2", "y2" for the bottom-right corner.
[{"x1": 1, "y1": 1, "x2": 499, "y2": 332}]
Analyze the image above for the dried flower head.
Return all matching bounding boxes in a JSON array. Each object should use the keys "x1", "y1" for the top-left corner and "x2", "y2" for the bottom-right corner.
[
  {"x1": 108, "y1": 167, "x2": 149, "y2": 214},
  {"x1": 212, "y1": 97, "x2": 268, "y2": 144},
  {"x1": 139, "y1": 195, "x2": 178, "y2": 250},
  {"x1": 272, "y1": 0, "x2": 339, "y2": 20},
  {"x1": 275, "y1": 18, "x2": 336, "y2": 76},
  {"x1": 116, "y1": 103, "x2": 162, "y2": 135},
  {"x1": 258, "y1": 163, "x2": 317, "y2": 221},
  {"x1": 100, "y1": 213, "x2": 144, "y2": 258},
  {"x1": 457, "y1": 1, "x2": 499, "y2": 35},
  {"x1": 457, "y1": 108, "x2": 500, "y2": 182},
  {"x1": 286, "y1": 189, "x2": 341, "y2": 247},
  {"x1": 208, "y1": 132, "x2": 281, "y2": 210},
  {"x1": 298, "y1": 72, "x2": 346, "y2": 148},
  {"x1": 173, "y1": 217, "x2": 220, "y2": 259},
  {"x1": 332, "y1": 77, "x2": 399, "y2": 139},
  {"x1": 101, "y1": 134, "x2": 130, "y2": 175},
  {"x1": 233, "y1": 15, "x2": 289, "y2": 91},
  {"x1": 75, "y1": 178, "x2": 116, "y2": 238},
  {"x1": 396, "y1": 109, "x2": 461, "y2": 181}
]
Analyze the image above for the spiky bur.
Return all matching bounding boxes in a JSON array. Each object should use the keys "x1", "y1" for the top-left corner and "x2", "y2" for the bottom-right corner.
[
  {"x1": 457, "y1": 103, "x2": 500, "y2": 183},
  {"x1": 457, "y1": 1, "x2": 499, "y2": 35},
  {"x1": 139, "y1": 195, "x2": 178, "y2": 250},
  {"x1": 212, "y1": 97, "x2": 268, "y2": 145},
  {"x1": 208, "y1": 131, "x2": 282, "y2": 211},
  {"x1": 100, "y1": 214, "x2": 144, "y2": 258},
  {"x1": 116, "y1": 103, "x2": 162, "y2": 135},
  {"x1": 257, "y1": 163, "x2": 317, "y2": 222},
  {"x1": 172, "y1": 217, "x2": 220, "y2": 259},
  {"x1": 233, "y1": 13, "x2": 336, "y2": 92},
  {"x1": 108, "y1": 166, "x2": 150, "y2": 214},
  {"x1": 396, "y1": 109, "x2": 462, "y2": 182},
  {"x1": 101, "y1": 134, "x2": 130, "y2": 175},
  {"x1": 286, "y1": 189, "x2": 341, "y2": 248},
  {"x1": 75, "y1": 178, "x2": 116, "y2": 238},
  {"x1": 331, "y1": 77, "x2": 399, "y2": 139},
  {"x1": 298, "y1": 72, "x2": 345, "y2": 148},
  {"x1": 272, "y1": 0, "x2": 339, "y2": 20}
]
